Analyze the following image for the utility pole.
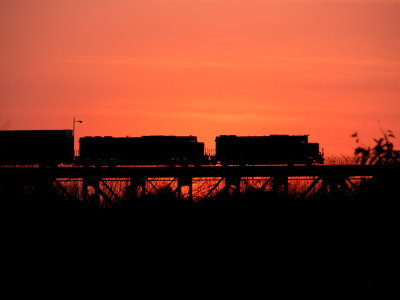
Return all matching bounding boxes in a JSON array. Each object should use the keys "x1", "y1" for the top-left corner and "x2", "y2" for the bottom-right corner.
[{"x1": 73, "y1": 117, "x2": 83, "y2": 156}]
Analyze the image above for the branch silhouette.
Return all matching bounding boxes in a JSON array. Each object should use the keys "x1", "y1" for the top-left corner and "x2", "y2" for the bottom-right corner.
[{"x1": 352, "y1": 129, "x2": 399, "y2": 165}]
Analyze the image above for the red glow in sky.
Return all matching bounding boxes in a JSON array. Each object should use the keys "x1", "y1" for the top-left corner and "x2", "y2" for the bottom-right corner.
[{"x1": 1, "y1": 0, "x2": 400, "y2": 155}]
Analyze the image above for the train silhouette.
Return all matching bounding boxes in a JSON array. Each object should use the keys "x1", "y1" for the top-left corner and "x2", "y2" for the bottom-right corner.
[{"x1": 0, "y1": 130, "x2": 324, "y2": 167}]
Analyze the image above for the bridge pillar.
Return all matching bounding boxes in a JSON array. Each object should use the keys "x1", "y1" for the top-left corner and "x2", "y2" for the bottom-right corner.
[
  {"x1": 272, "y1": 176, "x2": 288, "y2": 198},
  {"x1": 129, "y1": 176, "x2": 146, "y2": 199},
  {"x1": 141, "y1": 179, "x2": 146, "y2": 198},
  {"x1": 224, "y1": 176, "x2": 241, "y2": 196},
  {"x1": 178, "y1": 176, "x2": 193, "y2": 201},
  {"x1": 82, "y1": 176, "x2": 101, "y2": 207},
  {"x1": 85, "y1": 176, "x2": 100, "y2": 208},
  {"x1": 320, "y1": 175, "x2": 348, "y2": 198},
  {"x1": 92, "y1": 179, "x2": 100, "y2": 208},
  {"x1": 128, "y1": 177, "x2": 136, "y2": 200},
  {"x1": 82, "y1": 177, "x2": 88, "y2": 204}
]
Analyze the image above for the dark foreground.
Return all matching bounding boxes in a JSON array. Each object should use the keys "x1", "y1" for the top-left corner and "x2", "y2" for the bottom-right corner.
[{"x1": 2, "y1": 191, "x2": 397, "y2": 296}]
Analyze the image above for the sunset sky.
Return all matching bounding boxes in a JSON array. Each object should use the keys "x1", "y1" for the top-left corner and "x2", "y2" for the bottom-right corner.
[{"x1": 1, "y1": 0, "x2": 399, "y2": 155}]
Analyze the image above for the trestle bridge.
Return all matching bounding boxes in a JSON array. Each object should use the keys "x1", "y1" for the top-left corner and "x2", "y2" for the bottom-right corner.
[{"x1": 1, "y1": 165, "x2": 398, "y2": 207}]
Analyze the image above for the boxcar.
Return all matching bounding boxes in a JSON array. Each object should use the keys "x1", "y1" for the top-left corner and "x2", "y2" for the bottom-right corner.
[
  {"x1": 215, "y1": 135, "x2": 324, "y2": 166},
  {"x1": 0, "y1": 130, "x2": 74, "y2": 166},
  {"x1": 78, "y1": 135, "x2": 206, "y2": 166}
]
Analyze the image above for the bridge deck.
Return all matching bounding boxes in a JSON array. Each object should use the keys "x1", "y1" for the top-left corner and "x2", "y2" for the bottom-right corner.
[{"x1": 0, "y1": 165, "x2": 398, "y2": 178}]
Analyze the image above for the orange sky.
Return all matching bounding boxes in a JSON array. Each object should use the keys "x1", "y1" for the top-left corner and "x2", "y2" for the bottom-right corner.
[{"x1": 1, "y1": 0, "x2": 400, "y2": 155}]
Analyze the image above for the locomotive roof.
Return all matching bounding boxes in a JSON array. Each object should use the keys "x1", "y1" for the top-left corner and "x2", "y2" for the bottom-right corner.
[
  {"x1": 216, "y1": 134, "x2": 309, "y2": 138},
  {"x1": 80, "y1": 135, "x2": 197, "y2": 139}
]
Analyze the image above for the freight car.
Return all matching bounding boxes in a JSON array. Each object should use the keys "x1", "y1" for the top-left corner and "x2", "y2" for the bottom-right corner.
[
  {"x1": 78, "y1": 135, "x2": 207, "y2": 166},
  {"x1": 215, "y1": 135, "x2": 324, "y2": 166},
  {"x1": 0, "y1": 130, "x2": 74, "y2": 167}
]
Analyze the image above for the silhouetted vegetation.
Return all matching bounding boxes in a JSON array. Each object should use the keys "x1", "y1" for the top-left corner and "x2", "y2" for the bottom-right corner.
[
  {"x1": 352, "y1": 129, "x2": 400, "y2": 165},
  {"x1": 351, "y1": 129, "x2": 400, "y2": 208}
]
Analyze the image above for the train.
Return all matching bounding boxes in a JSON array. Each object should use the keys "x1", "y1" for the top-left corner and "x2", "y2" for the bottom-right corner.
[
  {"x1": 216, "y1": 135, "x2": 324, "y2": 166},
  {"x1": 0, "y1": 130, "x2": 324, "y2": 167},
  {"x1": 0, "y1": 130, "x2": 74, "y2": 167},
  {"x1": 78, "y1": 135, "x2": 207, "y2": 166}
]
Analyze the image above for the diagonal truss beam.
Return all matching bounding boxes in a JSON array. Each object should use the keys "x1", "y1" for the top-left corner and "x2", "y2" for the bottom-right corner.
[
  {"x1": 343, "y1": 177, "x2": 357, "y2": 194},
  {"x1": 54, "y1": 179, "x2": 75, "y2": 201},
  {"x1": 166, "y1": 178, "x2": 177, "y2": 190},
  {"x1": 147, "y1": 179, "x2": 160, "y2": 193},
  {"x1": 202, "y1": 177, "x2": 225, "y2": 200},
  {"x1": 97, "y1": 187, "x2": 113, "y2": 207},
  {"x1": 260, "y1": 177, "x2": 273, "y2": 191},
  {"x1": 301, "y1": 177, "x2": 322, "y2": 198},
  {"x1": 101, "y1": 179, "x2": 122, "y2": 202},
  {"x1": 346, "y1": 177, "x2": 357, "y2": 191}
]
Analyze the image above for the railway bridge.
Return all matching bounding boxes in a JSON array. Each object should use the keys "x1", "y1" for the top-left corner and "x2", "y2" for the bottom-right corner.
[{"x1": 1, "y1": 165, "x2": 399, "y2": 206}]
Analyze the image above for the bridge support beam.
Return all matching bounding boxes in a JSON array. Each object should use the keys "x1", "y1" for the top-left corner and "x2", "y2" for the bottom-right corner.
[
  {"x1": 224, "y1": 176, "x2": 241, "y2": 196},
  {"x1": 272, "y1": 176, "x2": 288, "y2": 198},
  {"x1": 100, "y1": 179, "x2": 122, "y2": 206},
  {"x1": 203, "y1": 177, "x2": 224, "y2": 200},
  {"x1": 129, "y1": 176, "x2": 147, "y2": 199},
  {"x1": 54, "y1": 180, "x2": 75, "y2": 201},
  {"x1": 260, "y1": 177, "x2": 273, "y2": 191},
  {"x1": 82, "y1": 176, "x2": 102, "y2": 208},
  {"x1": 301, "y1": 177, "x2": 321, "y2": 198},
  {"x1": 82, "y1": 177, "x2": 88, "y2": 204},
  {"x1": 178, "y1": 176, "x2": 193, "y2": 201},
  {"x1": 319, "y1": 175, "x2": 352, "y2": 197}
]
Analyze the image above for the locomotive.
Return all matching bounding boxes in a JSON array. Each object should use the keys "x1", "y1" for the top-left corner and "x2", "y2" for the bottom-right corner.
[
  {"x1": 78, "y1": 135, "x2": 207, "y2": 166},
  {"x1": 215, "y1": 135, "x2": 324, "y2": 166},
  {"x1": 0, "y1": 130, "x2": 324, "y2": 167}
]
